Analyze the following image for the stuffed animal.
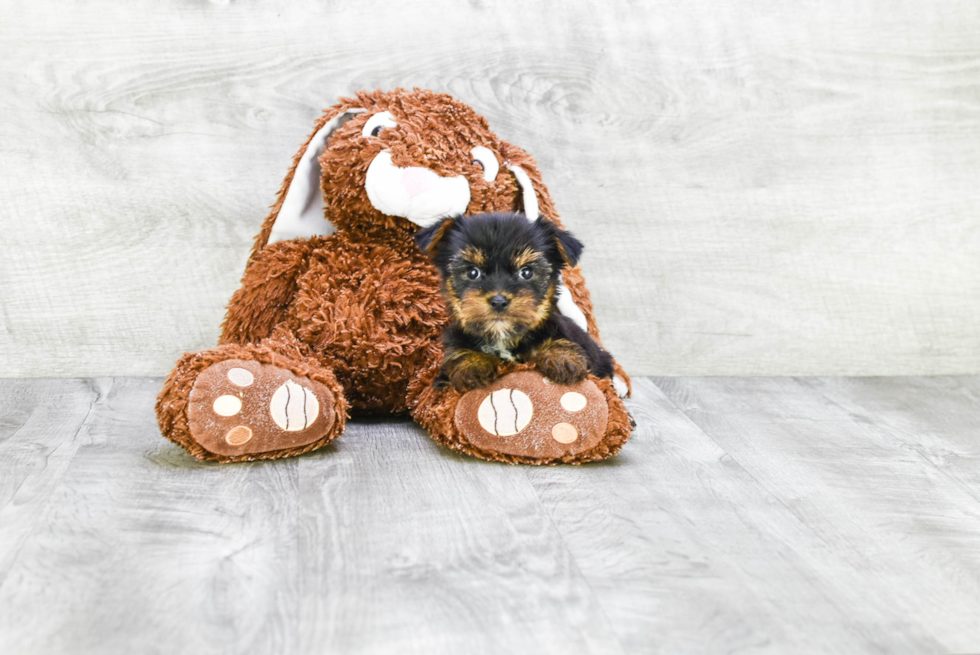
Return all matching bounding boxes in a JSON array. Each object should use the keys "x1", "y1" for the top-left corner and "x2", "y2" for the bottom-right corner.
[{"x1": 156, "y1": 88, "x2": 632, "y2": 464}]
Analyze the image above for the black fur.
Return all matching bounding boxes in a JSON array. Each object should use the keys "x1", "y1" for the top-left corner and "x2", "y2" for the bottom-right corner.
[{"x1": 416, "y1": 212, "x2": 614, "y2": 390}]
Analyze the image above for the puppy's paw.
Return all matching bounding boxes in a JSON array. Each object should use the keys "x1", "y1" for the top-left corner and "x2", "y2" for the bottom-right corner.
[
  {"x1": 530, "y1": 339, "x2": 590, "y2": 385},
  {"x1": 442, "y1": 350, "x2": 500, "y2": 392}
]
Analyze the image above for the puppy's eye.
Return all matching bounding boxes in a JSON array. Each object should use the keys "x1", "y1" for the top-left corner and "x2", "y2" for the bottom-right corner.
[
  {"x1": 466, "y1": 267, "x2": 482, "y2": 280},
  {"x1": 362, "y1": 111, "x2": 398, "y2": 138},
  {"x1": 519, "y1": 266, "x2": 534, "y2": 280},
  {"x1": 470, "y1": 146, "x2": 499, "y2": 183}
]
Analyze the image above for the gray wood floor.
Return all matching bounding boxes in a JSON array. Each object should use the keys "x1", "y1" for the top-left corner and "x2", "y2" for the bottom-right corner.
[{"x1": 0, "y1": 376, "x2": 978, "y2": 654}]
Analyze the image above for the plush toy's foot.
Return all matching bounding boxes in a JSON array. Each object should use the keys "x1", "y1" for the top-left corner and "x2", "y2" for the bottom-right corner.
[
  {"x1": 186, "y1": 358, "x2": 338, "y2": 458},
  {"x1": 411, "y1": 366, "x2": 631, "y2": 465},
  {"x1": 157, "y1": 344, "x2": 347, "y2": 462},
  {"x1": 455, "y1": 371, "x2": 608, "y2": 460}
]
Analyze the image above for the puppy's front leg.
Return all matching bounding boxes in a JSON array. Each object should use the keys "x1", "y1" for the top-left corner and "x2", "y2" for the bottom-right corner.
[
  {"x1": 528, "y1": 338, "x2": 590, "y2": 385},
  {"x1": 439, "y1": 349, "x2": 501, "y2": 392}
]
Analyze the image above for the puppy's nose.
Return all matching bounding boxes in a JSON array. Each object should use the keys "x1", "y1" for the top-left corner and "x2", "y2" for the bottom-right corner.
[{"x1": 488, "y1": 294, "x2": 510, "y2": 312}]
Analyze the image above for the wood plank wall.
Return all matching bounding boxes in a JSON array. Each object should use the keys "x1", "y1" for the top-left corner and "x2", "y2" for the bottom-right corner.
[{"x1": 1, "y1": 0, "x2": 978, "y2": 377}]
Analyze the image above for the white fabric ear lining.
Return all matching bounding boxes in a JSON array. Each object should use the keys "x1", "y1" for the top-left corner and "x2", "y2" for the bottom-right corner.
[
  {"x1": 555, "y1": 282, "x2": 589, "y2": 333},
  {"x1": 558, "y1": 283, "x2": 628, "y2": 397},
  {"x1": 268, "y1": 108, "x2": 366, "y2": 244},
  {"x1": 505, "y1": 163, "x2": 540, "y2": 220},
  {"x1": 613, "y1": 376, "x2": 629, "y2": 398}
]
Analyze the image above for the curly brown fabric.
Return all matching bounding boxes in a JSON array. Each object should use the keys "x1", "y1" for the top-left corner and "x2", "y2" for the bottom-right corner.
[{"x1": 156, "y1": 88, "x2": 631, "y2": 464}]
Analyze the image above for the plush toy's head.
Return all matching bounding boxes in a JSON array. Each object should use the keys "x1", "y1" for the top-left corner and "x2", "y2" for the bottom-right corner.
[{"x1": 257, "y1": 88, "x2": 558, "y2": 250}]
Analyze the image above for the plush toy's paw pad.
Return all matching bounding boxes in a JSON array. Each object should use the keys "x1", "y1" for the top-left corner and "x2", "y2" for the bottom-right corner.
[
  {"x1": 454, "y1": 371, "x2": 608, "y2": 460},
  {"x1": 187, "y1": 359, "x2": 336, "y2": 457}
]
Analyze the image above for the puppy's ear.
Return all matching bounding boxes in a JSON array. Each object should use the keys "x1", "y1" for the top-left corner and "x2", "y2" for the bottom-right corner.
[
  {"x1": 538, "y1": 218, "x2": 584, "y2": 268},
  {"x1": 414, "y1": 216, "x2": 459, "y2": 258}
]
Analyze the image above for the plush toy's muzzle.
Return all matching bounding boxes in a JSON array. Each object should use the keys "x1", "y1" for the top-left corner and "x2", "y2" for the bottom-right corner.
[{"x1": 365, "y1": 150, "x2": 471, "y2": 227}]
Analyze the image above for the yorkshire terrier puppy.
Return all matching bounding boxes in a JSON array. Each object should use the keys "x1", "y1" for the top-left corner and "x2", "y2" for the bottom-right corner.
[{"x1": 415, "y1": 212, "x2": 615, "y2": 392}]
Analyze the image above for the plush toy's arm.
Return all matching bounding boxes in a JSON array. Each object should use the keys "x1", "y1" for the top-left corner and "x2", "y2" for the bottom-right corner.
[
  {"x1": 561, "y1": 265, "x2": 632, "y2": 397},
  {"x1": 218, "y1": 239, "x2": 314, "y2": 346}
]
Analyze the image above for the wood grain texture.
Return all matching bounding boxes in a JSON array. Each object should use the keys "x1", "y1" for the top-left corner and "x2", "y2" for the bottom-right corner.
[
  {"x1": 1, "y1": 376, "x2": 980, "y2": 653},
  {"x1": 0, "y1": 378, "x2": 623, "y2": 655},
  {"x1": 654, "y1": 375, "x2": 980, "y2": 654},
  {"x1": 293, "y1": 420, "x2": 625, "y2": 655},
  {"x1": 525, "y1": 379, "x2": 948, "y2": 654},
  {"x1": 802, "y1": 376, "x2": 980, "y2": 501},
  {"x1": 1, "y1": 0, "x2": 979, "y2": 376}
]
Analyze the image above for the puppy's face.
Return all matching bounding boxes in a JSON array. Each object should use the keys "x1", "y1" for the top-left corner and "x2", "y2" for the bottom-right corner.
[
  {"x1": 447, "y1": 239, "x2": 556, "y2": 341},
  {"x1": 416, "y1": 213, "x2": 584, "y2": 342}
]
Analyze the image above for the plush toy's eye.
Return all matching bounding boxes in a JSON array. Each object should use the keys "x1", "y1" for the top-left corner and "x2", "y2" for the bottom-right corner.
[
  {"x1": 466, "y1": 267, "x2": 482, "y2": 280},
  {"x1": 362, "y1": 111, "x2": 398, "y2": 138},
  {"x1": 519, "y1": 266, "x2": 534, "y2": 280},
  {"x1": 470, "y1": 146, "x2": 499, "y2": 183}
]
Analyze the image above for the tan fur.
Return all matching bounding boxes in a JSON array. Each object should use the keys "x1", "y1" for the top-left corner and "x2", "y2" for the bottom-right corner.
[
  {"x1": 156, "y1": 88, "x2": 631, "y2": 464},
  {"x1": 513, "y1": 248, "x2": 540, "y2": 269},
  {"x1": 455, "y1": 288, "x2": 546, "y2": 343},
  {"x1": 459, "y1": 246, "x2": 486, "y2": 267}
]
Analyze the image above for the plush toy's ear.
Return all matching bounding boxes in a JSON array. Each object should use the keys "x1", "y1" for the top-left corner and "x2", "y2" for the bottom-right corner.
[
  {"x1": 414, "y1": 215, "x2": 459, "y2": 258},
  {"x1": 247, "y1": 104, "x2": 366, "y2": 259},
  {"x1": 266, "y1": 107, "x2": 366, "y2": 245},
  {"x1": 537, "y1": 217, "x2": 584, "y2": 269}
]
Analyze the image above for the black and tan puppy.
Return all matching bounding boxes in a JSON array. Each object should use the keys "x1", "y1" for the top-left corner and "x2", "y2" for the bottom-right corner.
[{"x1": 415, "y1": 212, "x2": 614, "y2": 392}]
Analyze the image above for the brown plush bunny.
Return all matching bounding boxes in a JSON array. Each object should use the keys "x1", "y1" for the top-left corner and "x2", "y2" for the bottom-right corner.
[{"x1": 156, "y1": 88, "x2": 632, "y2": 464}]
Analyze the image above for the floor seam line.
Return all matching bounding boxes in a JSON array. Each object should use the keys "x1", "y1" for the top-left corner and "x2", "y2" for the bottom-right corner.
[
  {"x1": 0, "y1": 377, "x2": 112, "y2": 592},
  {"x1": 520, "y1": 465, "x2": 631, "y2": 655}
]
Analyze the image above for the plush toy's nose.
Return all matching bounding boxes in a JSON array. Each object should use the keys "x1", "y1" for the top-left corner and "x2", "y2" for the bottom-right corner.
[
  {"x1": 401, "y1": 167, "x2": 438, "y2": 198},
  {"x1": 488, "y1": 295, "x2": 510, "y2": 312}
]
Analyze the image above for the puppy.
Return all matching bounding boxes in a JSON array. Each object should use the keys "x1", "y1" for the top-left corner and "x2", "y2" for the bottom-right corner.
[{"x1": 415, "y1": 212, "x2": 615, "y2": 392}]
